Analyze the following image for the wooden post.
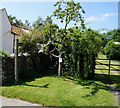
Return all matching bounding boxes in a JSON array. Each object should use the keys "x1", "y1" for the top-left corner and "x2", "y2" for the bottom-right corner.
[
  {"x1": 15, "y1": 39, "x2": 18, "y2": 84},
  {"x1": 58, "y1": 60, "x2": 61, "y2": 76},
  {"x1": 108, "y1": 59, "x2": 111, "y2": 79},
  {"x1": 58, "y1": 57, "x2": 62, "y2": 76}
]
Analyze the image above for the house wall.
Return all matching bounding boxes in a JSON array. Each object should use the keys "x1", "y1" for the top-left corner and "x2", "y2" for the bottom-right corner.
[
  {"x1": 0, "y1": 8, "x2": 13, "y2": 54},
  {"x1": 0, "y1": 9, "x2": 2, "y2": 50}
]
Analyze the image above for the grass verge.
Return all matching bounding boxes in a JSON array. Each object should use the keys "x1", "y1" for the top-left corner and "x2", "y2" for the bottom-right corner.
[{"x1": 1, "y1": 76, "x2": 117, "y2": 106}]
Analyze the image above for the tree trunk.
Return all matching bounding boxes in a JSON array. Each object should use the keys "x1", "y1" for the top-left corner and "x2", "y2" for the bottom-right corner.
[{"x1": 79, "y1": 53, "x2": 84, "y2": 79}]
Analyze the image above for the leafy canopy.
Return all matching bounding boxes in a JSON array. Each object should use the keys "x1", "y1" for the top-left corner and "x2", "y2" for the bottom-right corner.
[{"x1": 52, "y1": 0, "x2": 85, "y2": 29}]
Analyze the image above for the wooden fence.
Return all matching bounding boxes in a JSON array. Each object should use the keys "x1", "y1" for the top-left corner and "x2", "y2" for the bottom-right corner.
[{"x1": 95, "y1": 58, "x2": 120, "y2": 78}]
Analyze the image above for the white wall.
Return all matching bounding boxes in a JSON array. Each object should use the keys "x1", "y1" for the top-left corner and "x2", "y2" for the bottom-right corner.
[
  {"x1": 0, "y1": 8, "x2": 13, "y2": 54},
  {"x1": 0, "y1": 9, "x2": 2, "y2": 50}
]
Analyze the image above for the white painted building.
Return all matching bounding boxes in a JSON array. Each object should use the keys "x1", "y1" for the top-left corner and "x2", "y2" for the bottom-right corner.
[{"x1": 0, "y1": 8, "x2": 14, "y2": 54}]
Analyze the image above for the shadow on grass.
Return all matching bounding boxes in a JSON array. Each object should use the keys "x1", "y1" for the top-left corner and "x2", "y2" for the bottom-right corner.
[
  {"x1": 1, "y1": 77, "x2": 37, "y2": 86},
  {"x1": 95, "y1": 73, "x2": 120, "y2": 91},
  {"x1": 21, "y1": 83, "x2": 49, "y2": 88},
  {"x1": 2, "y1": 75, "x2": 58, "y2": 87},
  {"x1": 78, "y1": 79, "x2": 109, "y2": 97},
  {"x1": 65, "y1": 75, "x2": 110, "y2": 97}
]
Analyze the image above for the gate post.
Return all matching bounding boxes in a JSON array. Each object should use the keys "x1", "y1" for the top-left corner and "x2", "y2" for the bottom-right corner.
[
  {"x1": 15, "y1": 39, "x2": 18, "y2": 84},
  {"x1": 108, "y1": 59, "x2": 111, "y2": 80}
]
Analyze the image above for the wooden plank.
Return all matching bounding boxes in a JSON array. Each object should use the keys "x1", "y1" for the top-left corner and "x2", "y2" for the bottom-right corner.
[
  {"x1": 95, "y1": 68, "x2": 109, "y2": 70},
  {"x1": 96, "y1": 63, "x2": 120, "y2": 66},
  {"x1": 110, "y1": 64, "x2": 120, "y2": 66},
  {"x1": 95, "y1": 68, "x2": 120, "y2": 71},
  {"x1": 96, "y1": 59, "x2": 109, "y2": 60},
  {"x1": 96, "y1": 63, "x2": 109, "y2": 65}
]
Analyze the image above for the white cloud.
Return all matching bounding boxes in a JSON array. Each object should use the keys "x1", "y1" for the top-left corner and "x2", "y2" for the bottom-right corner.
[
  {"x1": 102, "y1": 13, "x2": 117, "y2": 17},
  {"x1": 85, "y1": 13, "x2": 117, "y2": 22}
]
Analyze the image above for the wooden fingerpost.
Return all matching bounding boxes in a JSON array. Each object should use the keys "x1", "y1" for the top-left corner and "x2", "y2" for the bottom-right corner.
[{"x1": 15, "y1": 39, "x2": 18, "y2": 84}]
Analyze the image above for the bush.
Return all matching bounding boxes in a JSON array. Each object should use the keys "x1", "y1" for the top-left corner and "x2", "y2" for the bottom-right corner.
[
  {"x1": 0, "y1": 49, "x2": 10, "y2": 58},
  {"x1": 104, "y1": 40, "x2": 120, "y2": 60},
  {"x1": 52, "y1": 28, "x2": 102, "y2": 80},
  {"x1": 19, "y1": 30, "x2": 46, "y2": 54}
]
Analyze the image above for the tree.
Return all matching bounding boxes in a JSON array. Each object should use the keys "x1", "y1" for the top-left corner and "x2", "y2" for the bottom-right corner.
[
  {"x1": 106, "y1": 29, "x2": 120, "y2": 42},
  {"x1": 104, "y1": 40, "x2": 120, "y2": 60},
  {"x1": 44, "y1": 16, "x2": 53, "y2": 25},
  {"x1": 24, "y1": 20, "x2": 31, "y2": 28},
  {"x1": 8, "y1": 15, "x2": 23, "y2": 27},
  {"x1": 32, "y1": 16, "x2": 44, "y2": 30},
  {"x1": 52, "y1": 0, "x2": 85, "y2": 29},
  {"x1": 41, "y1": 23, "x2": 59, "y2": 42},
  {"x1": 51, "y1": 0, "x2": 103, "y2": 79}
]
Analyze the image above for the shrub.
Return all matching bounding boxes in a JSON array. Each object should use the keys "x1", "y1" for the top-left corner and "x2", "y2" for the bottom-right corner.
[
  {"x1": 104, "y1": 40, "x2": 120, "y2": 60},
  {"x1": 0, "y1": 49, "x2": 10, "y2": 58},
  {"x1": 19, "y1": 30, "x2": 46, "y2": 54}
]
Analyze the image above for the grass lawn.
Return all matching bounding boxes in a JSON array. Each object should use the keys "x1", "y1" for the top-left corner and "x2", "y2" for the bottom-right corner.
[{"x1": 1, "y1": 76, "x2": 118, "y2": 106}]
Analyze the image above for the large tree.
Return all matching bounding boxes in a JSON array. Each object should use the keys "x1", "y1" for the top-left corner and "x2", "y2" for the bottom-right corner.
[
  {"x1": 50, "y1": 0, "x2": 102, "y2": 79},
  {"x1": 52, "y1": 0, "x2": 85, "y2": 29}
]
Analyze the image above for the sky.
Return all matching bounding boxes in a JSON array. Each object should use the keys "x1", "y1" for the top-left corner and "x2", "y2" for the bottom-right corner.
[{"x1": 0, "y1": 0, "x2": 119, "y2": 32}]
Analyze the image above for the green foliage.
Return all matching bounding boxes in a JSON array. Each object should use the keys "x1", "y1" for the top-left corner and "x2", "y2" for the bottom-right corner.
[
  {"x1": 19, "y1": 30, "x2": 46, "y2": 54},
  {"x1": 52, "y1": 27, "x2": 102, "y2": 79},
  {"x1": 8, "y1": 15, "x2": 23, "y2": 27},
  {"x1": 24, "y1": 20, "x2": 31, "y2": 28},
  {"x1": 32, "y1": 16, "x2": 44, "y2": 30},
  {"x1": 104, "y1": 40, "x2": 120, "y2": 60},
  {"x1": 103, "y1": 29, "x2": 120, "y2": 60},
  {"x1": 52, "y1": 0, "x2": 85, "y2": 29},
  {"x1": 41, "y1": 23, "x2": 59, "y2": 42},
  {"x1": 32, "y1": 16, "x2": 53, "y2": 31},
  {"x1": 106, "y1": 29, "x2": 120, "y2": 42},
  {"x1": 50, "y1": 0, "x2": 102, "y2": 79},
  {"x1": 0, "y1": 49, "x2": 10, "y2": 58}
]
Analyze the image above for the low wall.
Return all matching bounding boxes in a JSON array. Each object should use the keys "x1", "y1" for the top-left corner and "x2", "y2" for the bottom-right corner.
[{"x1": 1, "y1": 53, "x2": 58, "y2": 85}]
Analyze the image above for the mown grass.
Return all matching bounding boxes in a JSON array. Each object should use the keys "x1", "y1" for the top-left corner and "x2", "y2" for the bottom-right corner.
[{"x1": 1, "y1": 76, "x2": 117, "y2": 106}]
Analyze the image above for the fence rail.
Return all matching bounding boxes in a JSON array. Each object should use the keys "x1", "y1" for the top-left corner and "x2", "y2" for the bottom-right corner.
[{"x1": 96, "y1": 63, "x2": 120, "y2": 66}]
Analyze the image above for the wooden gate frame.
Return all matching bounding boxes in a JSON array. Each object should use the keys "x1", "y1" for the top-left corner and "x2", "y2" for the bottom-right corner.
[{"x1": 95, "y1": 58, "x2": 120, "y2": 79}]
